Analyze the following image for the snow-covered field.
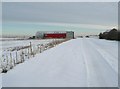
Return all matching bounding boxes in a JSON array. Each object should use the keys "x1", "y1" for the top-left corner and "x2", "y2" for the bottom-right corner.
[
  {"x1": 2, "y1": 38, "x2": 118, "y2": 87},
  {"x1": 0, "y1": 74, "x2": 1, "y2": 88},
  {"x1": 1, "y1": 39, "x2": 54, "y2": 51},
  {"x1": 0, "y1": 38, "x2": 58, "y2": 88},
  {"x1": 0, "y1": 39, "x2": 58, "y2": 72},
  {"x1": 0, "y1": 38, "x2": 64, "y2": 88}
]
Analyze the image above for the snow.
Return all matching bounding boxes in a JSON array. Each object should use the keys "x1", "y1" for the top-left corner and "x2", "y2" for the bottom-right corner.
[
  {"x1": 0, "y1": 38, "x2": 23, "y2": 41},
  {"x1": 0, "y1": 74, "x2": 2, "y2": 88},
  {"x1": 0, "y1": 39, "x2": 64, "y2": 74},
  {"x1": 1, "y1": 39, "x2": 54, "y2": 51},
  {"x1": 1, "y1": 39, "x2": 54, "y2": 61},
  {"x1": 2, "y1": 38, "x2": 118, "y2": 87}
]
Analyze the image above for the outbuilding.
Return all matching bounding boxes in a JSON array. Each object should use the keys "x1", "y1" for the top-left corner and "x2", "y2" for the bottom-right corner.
[{"x1": 36, "y1": 31, "x2": 74, "y2": 39}]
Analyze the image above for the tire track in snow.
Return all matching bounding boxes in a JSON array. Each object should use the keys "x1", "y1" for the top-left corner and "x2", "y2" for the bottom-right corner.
[
  {"x1": 80, "y1": 38, "x2": 89, "y2": 87},
  {"x1": 70, "y1": 39, "x2": 88, "y2": 86},
  {"x1": 87, "y1": 39, "x2": 118, "y2": 73},
  {"x1": 80, "y1": 38, "x2": 117, "y2": 87},
  {"x1": 89, "y1": 38, "x2": 118, "y2": 59}
]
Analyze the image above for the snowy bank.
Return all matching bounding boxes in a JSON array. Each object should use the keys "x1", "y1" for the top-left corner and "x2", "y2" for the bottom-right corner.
[
  {"x1": 0, "y1": 74, "x2": 2, "y2": 88},
  {"x1": 2, "y1": 38, "x2": 118, "y2": 87}
]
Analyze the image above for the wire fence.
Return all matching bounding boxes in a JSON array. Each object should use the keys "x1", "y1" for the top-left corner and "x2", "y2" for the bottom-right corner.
[{"x1": 0, "y1": 39, "x2": 69, "y2": 73}]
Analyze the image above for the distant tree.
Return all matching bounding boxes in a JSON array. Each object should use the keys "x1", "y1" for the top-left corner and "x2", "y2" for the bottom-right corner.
[
  {"x1": 118, "y1": 31, "x2": 120, "y2": 41},
  {"x1": 32, "y1": 36, "x2": 35, "y2": 39},
  {"x1": 99, "y1": 33, "x2": 103, "y2": 39},
  {"x1": 107, "y1": 28, "x2": 117, "y2": 40},
  {"x1": 29, "y1": 36, "x2": 36, "y2": 39},
  {"x1": 86, "y1": 36, "x2": 89, "y2": 38},
  {"x1": 99, "y1": 28, "x2": 119, "y2": 41}
]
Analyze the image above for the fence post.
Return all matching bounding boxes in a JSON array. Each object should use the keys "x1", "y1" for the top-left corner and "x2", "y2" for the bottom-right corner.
[
  {"x1": 32, "y1": 47, "x2": 35, "y2": 57},
  {"x1": 13, "y1": 58, "x2": 15, "y2": 67},
  {"x1": 6, "y1": 54, "x2": 8, "y2": 66},
  {"x1": 28, "y1": 48, "x2": 30, "y2": 59},
  {"x1": 16, "y1": 51, "x2": 18, "y2": 64},
  {"x1": 39, "y1": 45, "x2": 41, "y2": 53},
  {"x1": 20, "y1": 53, "x2": 22, "y2": 63},
  {"x1": 21, "y1": 50, "x2": 24, "y2": 62},
  {"x1": 30, "y1": 42, "x2": 32, "y2": 55},
  {"x1": 10, "y1": 52, "x2": 13, "y2": 69}
]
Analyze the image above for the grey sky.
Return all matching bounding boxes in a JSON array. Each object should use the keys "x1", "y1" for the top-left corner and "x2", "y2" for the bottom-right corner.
[
  {"x1": 3, "y1": 2, "x2": 118, "y2": 26},
  {"x1": 2, "y1": 0, "x2": 119, "y2": 2},
  {"x1": 2, "y1": 2, "x2": 118, "y2": 36}
]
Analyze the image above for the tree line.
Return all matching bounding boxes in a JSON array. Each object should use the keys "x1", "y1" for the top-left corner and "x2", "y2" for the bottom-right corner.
[{"x1": 99, "y1": 28, "x2": 120, "y2": 41}]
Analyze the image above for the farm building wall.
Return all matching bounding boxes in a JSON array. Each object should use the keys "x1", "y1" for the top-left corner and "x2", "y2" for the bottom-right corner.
[
  {"x1": 36, "y1": 32, "x2": 44, "y2": 39},
  {"x1": 66, "y1": 31, "x2": 74, "y2": 39},
  {"x1": 44, "y1": 33, "x2": 66, "y2": 38},
  {"x1": 35, "y1": 31, "x2": 74, "y2": 39}
]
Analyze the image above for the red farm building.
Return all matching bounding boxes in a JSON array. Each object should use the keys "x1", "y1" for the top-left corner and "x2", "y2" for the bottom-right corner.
[
  {"x1": 36, "y1": 31, "x2": 74, "y2": 39},
  {"x1": 44, "y1": 33, "x2": 66, "y2": 38}
]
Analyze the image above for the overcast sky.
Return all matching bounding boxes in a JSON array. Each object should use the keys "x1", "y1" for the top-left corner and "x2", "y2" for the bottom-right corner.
[{"x1": 2, "y1": 2, "x2": 118, "y2": 36}]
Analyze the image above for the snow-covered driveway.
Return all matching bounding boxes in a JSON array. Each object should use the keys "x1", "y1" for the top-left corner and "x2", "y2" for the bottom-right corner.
[{"x1": 2, "y1": 38, "x2": 118, "y2": 87}]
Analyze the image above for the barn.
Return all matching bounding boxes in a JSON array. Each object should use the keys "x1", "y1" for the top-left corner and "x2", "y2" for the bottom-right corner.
[
  {"x1": 35, "y1": 31, "x2": 74, "y2": 39},
  {"x1": 44, "y1": 33, "x2": 66, "y2": 38}
]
